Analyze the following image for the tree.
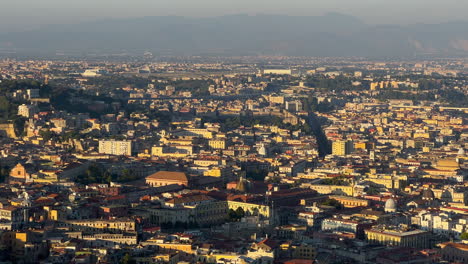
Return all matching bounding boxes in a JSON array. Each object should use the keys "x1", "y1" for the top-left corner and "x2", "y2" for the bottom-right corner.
[
  {"x1": 321, "y1": 199, "x2": 343, "y2": 209},
  {"x1": 188, "y1": 221, "x2": 199, "y2": 229},
  {"x1": 39, "y1": 129, "x2": 54, "y2": 141},
  {"x1": 301, "y1": 95, "x2": 318, "y2": 112},
  {"x1": 120, "y1": 253, "x2": 136, "y2": 264},
  {"x1": 116, "y1": 169, "x2": 137, "y2": 182},
  {"x1": 247, "y1": 168, "x2": 268, "y2": 181},
  {"x1": 228, "y1": 209, "x2": 238, "y2": 221},
  {"x1": 365, "y1": 186, "x2": 380, "y2": 195},
  {"x1": 13, "y1": 116, "x2": 27, "y2": 137},
  {"x1": 266, "y1": 176, "x2": 282, "y2": 184},
  {"x1": 0, "y1": 96, "x2": 11, "y2": 120},
  {"x1": 76, "y1": 164, "x2": 109, "y2": 185},
  {"x1": 104, "y1": 171, "x2": 112, "y2": 184},
  {"x1": 228, "y1": 207, "x2": 246, "y2": 221},
  {"x1": 321, "y1": 176, "x2": 349, "y2": 186},
  {"x1": 461, "y1": 232, "x2": 468, "y2": 240},
  {"x1": 0, "y1": 166, "x2": 10, "y2": 183},
  {"x1": 235, "y1": 207, "x2": 246, "y2": 218},
  {"x1": 161, "y1": 222, "x2": 174, "y2": 229},
  {"x1": 302, "y1": 123, "x2": 312, "y2": 135}
]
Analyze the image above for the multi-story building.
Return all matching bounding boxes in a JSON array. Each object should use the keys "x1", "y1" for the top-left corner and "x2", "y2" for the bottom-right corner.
[
  {"x1": 439, "y1": 242, "x2": 468, "y2": 263},
  {"x1": 26, "y1": 89, "x2": 40, "y2": 99},
  {"x1": 322, "y1": 217, "x2": 373, "y2": 239},
  {"x1": 290, "y1": 242, "x2": 316, "y2": 260},
  {"x1": 0, "y1": 206, "x2": 26, "y2": 230},
  {"x1": 365, "y1": 227, "x2": 430, "y2": 248},
  {"x1": 285, "y1": 100, "x2": 303, "y2": 112},
  {"x1": 303, "y1": 183, "x2": 354, "y2": 196},
  {"x1": 152, "y1": 145, "x2": 193, "y2": 157},
  {"x1": 82, "y1": 233, "x2": 138, "y2": 247},
  {"x1": 328, "y1": 195, "x2": 370, "y2": 208},
  {"x1": 148, "y1": 199, "x2": 228, "y2": 227},
  {"x1": 203, "y1": 167, "x2": 234, "y2": 181},
  {"x1": 18, "y1": 104, "x2": 38, "y2": 118},
  {"x1": 57, "y1": 219, "x2": 136, "y2": 233},
  {"x1": 332, "y1": 140, "x2": 354, "y2": 156},
  {"x1": 208, "y1": 139, "x2": 227, "y2": 150},
  {"x1": 98, "y1": 140, "x2": 132, "y2": 156},
  {"x1": 262, "y1": 69, "x2": 292, "y2": 75}
]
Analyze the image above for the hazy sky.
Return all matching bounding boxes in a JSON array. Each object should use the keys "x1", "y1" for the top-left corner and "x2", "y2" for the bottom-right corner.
[{"x1": 1, "y1": 0, "x2": 467, "y2": 32}]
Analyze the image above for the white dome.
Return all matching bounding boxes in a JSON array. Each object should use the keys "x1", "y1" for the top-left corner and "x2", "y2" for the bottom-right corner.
[
  {"x1": 458, "y1": 148, "x2": 465, "y2": 156},
  {"x1": 385, "y1": 198, "x2": 397, "y2": 212}
]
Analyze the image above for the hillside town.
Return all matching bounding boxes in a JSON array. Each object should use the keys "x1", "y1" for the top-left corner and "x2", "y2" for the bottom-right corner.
[{"x1": 0, "y1": 57, "x2": 467, "y2": 264}]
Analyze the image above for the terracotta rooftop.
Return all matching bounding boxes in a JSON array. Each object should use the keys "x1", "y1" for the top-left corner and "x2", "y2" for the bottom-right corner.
[
  {"x1": 439, "y1": 242, "x2": 468, "y2": 251},
  {"x1": 146, "y1": 171, "x2": 188, "y2": 182}
]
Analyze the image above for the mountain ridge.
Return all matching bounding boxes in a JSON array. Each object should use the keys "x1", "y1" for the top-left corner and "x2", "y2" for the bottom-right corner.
[{"x1": 1, "y1": 13, "x2": 467, "y2": 58}]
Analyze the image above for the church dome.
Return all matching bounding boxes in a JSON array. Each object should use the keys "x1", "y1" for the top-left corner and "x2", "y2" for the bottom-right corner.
[
  {"x1": 236, "y1": 176, "x2": 248, "y2": 193},
  {"x1": 385, "y1": 198, "x2": 397, "y2": 213},
  {"x1": 422, "y1": 188, "x2": 435, "y2": 200}
]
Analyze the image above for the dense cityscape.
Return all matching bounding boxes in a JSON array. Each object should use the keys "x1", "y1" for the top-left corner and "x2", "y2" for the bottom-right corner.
[{"x1": 0, "y1": 55, "x2": 466, "y2": 264}]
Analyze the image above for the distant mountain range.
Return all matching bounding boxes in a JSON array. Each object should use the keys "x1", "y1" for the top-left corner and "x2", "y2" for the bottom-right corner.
[{"x1": 1, "y1": 13, "x2": 468, "y2": 58}]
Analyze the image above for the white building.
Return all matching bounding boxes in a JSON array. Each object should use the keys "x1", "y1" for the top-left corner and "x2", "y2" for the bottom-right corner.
[
  {"x1": 18, "y1": 104, "x2": 38, "y2": 118},
  {"x1": 415, "y1": 211, "x2": 468, "y2": 239},
  {"x1": 262, "y1": 69, "x2": 293, "y2": 75},
  {"x1": 98, "y1": 140, "x2": 132, "y2": 156}
]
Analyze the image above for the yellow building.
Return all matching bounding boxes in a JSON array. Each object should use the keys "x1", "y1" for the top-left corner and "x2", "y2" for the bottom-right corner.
[
  {"x1": 57, "y1": 219, "x2": 136, "y2": 233},
  {"x1": 82, "y1": 233, "x2": 137, "y2": 246},
  {"x1": 43, "y1": 206, "x2": 62, "y2": 221},
  {"x1": 332, "y1": 140, "x2": 354, "y2": 156},
  {"x1": 153, "y1": 243, "x2": 193, "y2": 254},
  {"x1": 267, "y1": 95, "x2": 285, "y2": 104},
  {"x1": 365, "y1": 228, "x2": 429, "y2": 248},
  {"x1": 290, "y1": 243, "x2": 316, "y2": 260},
  {"x1": 329, "y1": 195, "x2": 370, "y2": 208},
  {"x1": 196, "y1": 252, "x2": 243, "y2": 264},
  {"x1": 193, "y1": 159, "x2": 221, "y2": 167},
  {"x1": 227, "y1": 201, "x2": 271, "y2": 218},
  {"x1": 203, "y1": 167, "x2": 233, "y2": 180},
  {"x1": 435, "y1": 159, "x2": 460, "y2": 171},
  {"x1": 450, "y1": 118, "x2": 464, "y2": 125},
  {"x1": 365, "y1": 174, "x2": 407, "y2": 189},
  {"x1": 135, "y1": 253, "x2": 180, "y2": 264},
  {"x1": 353, "y1": 142, "x2": 368, "y2": 151},
  {"x1": 152, "y1": 145, "x2": 193, "y2": 157},
  {"x1": 413, "y1": 132, "x2": 431, "y2": 139},
  {"x1": 306, "y1": 184, "x2": 354, "y2": 196},
  {"x1": 209, "y1": 139, "x2": 226, "y2": 150},
  {"x1": 161, "y1": 138, "x2": 193, "y2": 145},
  {"x1": 174, "y1": 128, "x2": 213, "y2": 139}
]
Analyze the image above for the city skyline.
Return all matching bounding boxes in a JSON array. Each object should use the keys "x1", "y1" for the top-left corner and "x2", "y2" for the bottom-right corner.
[{"x1": 0, "y1": 1, "x2": 467, "y2": 263}]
